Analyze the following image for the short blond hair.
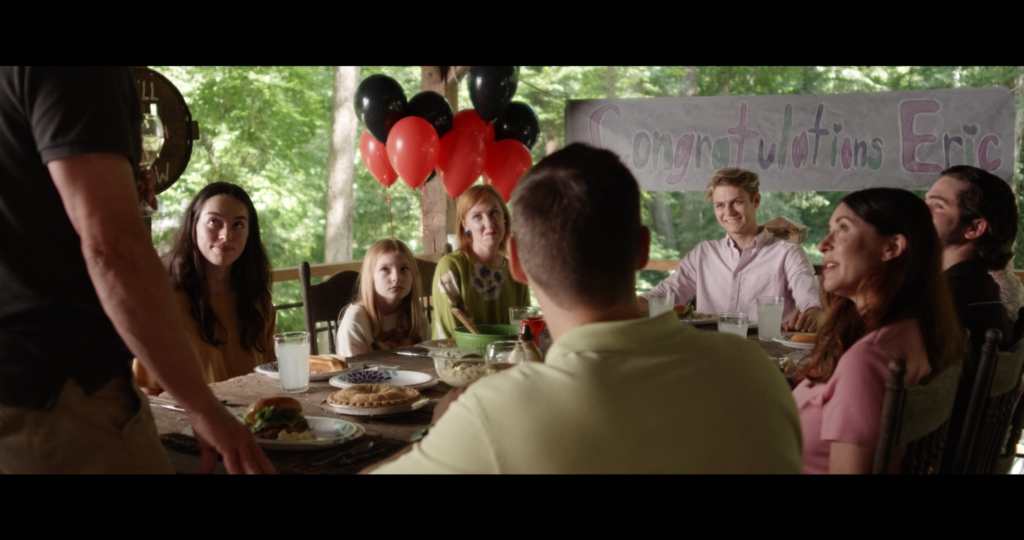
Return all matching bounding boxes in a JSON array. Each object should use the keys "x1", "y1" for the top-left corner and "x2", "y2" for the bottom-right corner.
[
  {"x1": 456, "y1": 184, "x2": 511, "y2": 257},
  {"x1": 703, "y1": 168, "x2": 760, "y2": 203}
]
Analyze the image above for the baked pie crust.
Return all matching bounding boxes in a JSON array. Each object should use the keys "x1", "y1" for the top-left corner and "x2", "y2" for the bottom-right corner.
[{"x1": 327, "y1": 384, "x2": 422, "y2": 408}]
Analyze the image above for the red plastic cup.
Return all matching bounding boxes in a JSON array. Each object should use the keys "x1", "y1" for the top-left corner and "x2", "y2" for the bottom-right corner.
[{"x1": 520, "y1": 317, "x2": 546, "y2": 346}]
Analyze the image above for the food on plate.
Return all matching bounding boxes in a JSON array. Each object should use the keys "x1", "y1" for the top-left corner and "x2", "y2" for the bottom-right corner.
[
  {"x1": 328, "y1": 384, "x2": 422, "y2": 408},
  {"x1": 309, "y1": 354, "x2": 348, "y2": 374},
  {"x1": 680, "y1": 309, "x2": 715, "y2": 321},
  {"x1": 791, "y1": 333, "x2": 816, "y2": 344},
  {"x1": 244, "y1": 396, "x2": 315, "y2": 440},
  {"x1": 771, "y1": 356, "x2": 798, "y2": 376},
  {"x1": 673, "y1": 304, "x2": 690, "y2": 316}
]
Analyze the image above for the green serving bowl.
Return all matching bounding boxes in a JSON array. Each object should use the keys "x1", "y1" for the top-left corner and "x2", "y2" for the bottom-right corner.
[{"x1": 453, "y1": 325, "x2": 520, "y2": 356}]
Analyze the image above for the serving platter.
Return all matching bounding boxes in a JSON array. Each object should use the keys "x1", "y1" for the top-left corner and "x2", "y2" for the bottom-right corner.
[
  {"x1": 329, "y1": 369, "x2": 438, "y2": 390},
  {"x1": 320, "y1": 397, "x2": 430, "y2": 417},
  {"x1": 184, "y1": 416, "x2": 365, "y2": 451},
  {"x1": 254, "y1": 362, "x2": 363, "y2": 382}
]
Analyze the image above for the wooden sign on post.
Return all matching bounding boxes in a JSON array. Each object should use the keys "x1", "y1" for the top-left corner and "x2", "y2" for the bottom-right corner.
[{"x1": 129, "y1": 67, "x2": 200, "y2": 194}]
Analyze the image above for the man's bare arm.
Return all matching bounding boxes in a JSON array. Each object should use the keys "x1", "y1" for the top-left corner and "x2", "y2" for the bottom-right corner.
[{"x1": 47, "y1": 153, "x2": 274, "y2": 474}]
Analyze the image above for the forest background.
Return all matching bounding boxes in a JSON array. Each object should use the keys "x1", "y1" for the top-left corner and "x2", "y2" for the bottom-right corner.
[{"x1": 149, "y1": 66, "x2": 1024, "y2": 333}]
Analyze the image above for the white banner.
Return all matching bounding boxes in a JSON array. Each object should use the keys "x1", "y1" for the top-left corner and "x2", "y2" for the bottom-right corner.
[{"x1": 564, "y1": 88, "x2": 1015, "y2": 191}]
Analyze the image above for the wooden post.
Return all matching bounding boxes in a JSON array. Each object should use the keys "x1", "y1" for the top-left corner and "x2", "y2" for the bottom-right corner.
[{"x1": 419, "y1": 66, "x2": 467, "y2": 254}]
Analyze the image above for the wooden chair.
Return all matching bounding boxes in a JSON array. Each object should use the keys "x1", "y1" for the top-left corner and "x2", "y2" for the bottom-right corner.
[
  {"x1": 299, "y1": 262, "x2": 359, "y2": 355},
  {"x1": 872, "y1": 359, "x2": 962, "y2": 474},
  {"x1": 416, "y1": 258, "x2": 437, "y2": 326},
  {"x1": 950, "y1": 329, "x2": 1024, "y2": 474}
]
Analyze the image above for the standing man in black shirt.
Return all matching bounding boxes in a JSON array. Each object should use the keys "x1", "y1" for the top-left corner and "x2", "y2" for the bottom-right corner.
[
  {"x1": 0, "y1": 67, "x2": 274, "y2": 473},
  {"x1": 925, "y1": 165, "x2": 1017, "y2": 354}
]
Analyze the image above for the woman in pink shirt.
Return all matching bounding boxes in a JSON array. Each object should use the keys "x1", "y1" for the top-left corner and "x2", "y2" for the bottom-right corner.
[{"x1": 792, "y1": 188, "x2": 963, "y2": 474}]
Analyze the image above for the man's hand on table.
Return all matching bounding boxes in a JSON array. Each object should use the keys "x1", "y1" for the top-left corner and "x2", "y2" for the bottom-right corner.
[
  {"x1": 782, "y1": 307, "x2": 824, "y2": 332},
  {"x1": 188, "y1": 401, "x2": 277, "y2": 475}
]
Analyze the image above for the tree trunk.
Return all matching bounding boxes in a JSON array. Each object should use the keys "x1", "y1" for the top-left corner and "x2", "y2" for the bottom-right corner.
[
  {"x1": 419, "y1": 66, "x2": 464, "y2": 254},
  {"x1": 647, "y1": 193, "x2": 676, "y2": 251},
  {"x1": 606, "y1": 66, "x2": 616, "y2": 99},
  {"x1": 325, "y1": 66, "x2": 359, "y2": 263},
  {"x1": 681, "y1": 66, "x2": 697, "y2": 97}
]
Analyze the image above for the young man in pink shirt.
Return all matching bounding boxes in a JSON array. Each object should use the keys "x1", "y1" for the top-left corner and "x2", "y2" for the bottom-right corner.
[{"x1": 639, "y1": 168, "x2": 823, "y2": 331}]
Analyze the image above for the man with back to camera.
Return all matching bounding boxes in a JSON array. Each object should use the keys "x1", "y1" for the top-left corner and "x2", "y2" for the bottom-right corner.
[
  {"x1": 925, "y1": 165, "x2": 1017, "y2": 354},
  {"x1": 365, "y1": 143, "x2": 802, "y2": 474},
  {"x1": 0, "y1": 66, "x2": 274, "y2": 473},
  {"x1": 637, "y1": 168, "x2": 823, "y2": 332}
]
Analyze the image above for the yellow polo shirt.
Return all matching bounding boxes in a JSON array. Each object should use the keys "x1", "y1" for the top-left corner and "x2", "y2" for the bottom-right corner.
[{"x1": 374, "y1": 312, "x2": 802, "y2": 474}]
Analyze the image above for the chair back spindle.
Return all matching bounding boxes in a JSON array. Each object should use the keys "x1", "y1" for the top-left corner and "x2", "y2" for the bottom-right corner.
[
  {"x1": 873, "y1": 359, "x2": 962, "y2": 474},
  {"x1": 952, "y1": 330, "x2": 1024, "y2": 474}
]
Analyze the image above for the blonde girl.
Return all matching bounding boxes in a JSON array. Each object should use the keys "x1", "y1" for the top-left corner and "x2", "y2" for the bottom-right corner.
[{"x1": 336, "y1": 239, "x2": 429, "y2": 356}]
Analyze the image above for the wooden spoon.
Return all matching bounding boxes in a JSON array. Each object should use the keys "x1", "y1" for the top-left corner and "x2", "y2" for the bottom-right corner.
[{"x1": 451, "y1": 308, "x2": 480, "y2": 334}]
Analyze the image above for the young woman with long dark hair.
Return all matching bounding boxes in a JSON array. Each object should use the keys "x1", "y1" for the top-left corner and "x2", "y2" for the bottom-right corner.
[
  {"x1": 793, "y1": 188, "x2": 964, "y2": 474},
  {"x1": 133, "y1": 182, "x2": 275, "y2": 394}
]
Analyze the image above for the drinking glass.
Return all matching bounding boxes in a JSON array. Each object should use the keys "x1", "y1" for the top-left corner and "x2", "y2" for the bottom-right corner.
[
  {"x1": 509, "y1": 306, "x2": 541, "y2": 328},
  {"x1": 274, "y1": 332, "x2": 310, "y2": 393},
  {"x1": 647, "y1": 291, "x2": 675, "y2": 317},
  {"x1": 485, "y1": 340, "x2": 522, "y2": 374},
  {"x1": 139, "y1": 111, "x2": 165, "y2": 217},
  {"x1": 718, "y1": 312, "x2": 749, "y2": 338},
  {"x1": 756, "y1": 296, "x2": 785, "y2": 341}
]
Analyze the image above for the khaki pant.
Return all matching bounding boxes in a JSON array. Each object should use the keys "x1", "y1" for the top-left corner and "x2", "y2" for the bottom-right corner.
[{"x1": 0, "y1": 373, "x2": 174, "y2": 474}]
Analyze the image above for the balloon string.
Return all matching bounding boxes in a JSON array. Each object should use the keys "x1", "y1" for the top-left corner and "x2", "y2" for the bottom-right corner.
[
  {"x1": 420, "y1": 186, "x2": 428, "y2": 239},
  {"x1": 387, "y1": 185, "x2": 394, "y2": 239},
  {"x1": 378, "y1": 185, "x2": 394, "y2": 239}
]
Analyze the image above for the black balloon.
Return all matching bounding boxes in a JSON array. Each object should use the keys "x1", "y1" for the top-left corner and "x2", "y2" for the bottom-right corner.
[
  {"x1": 407, "y1": 91, "x2": 453, "y2": 140},
  {"x1": 494, "y1": 102, "x2": 539, "y2": 150},
  {"x1": 354, "y1": 75, "x2": 407, "y2": 143},
  {"x1": 468, "y1": 66, "x2": 519, "y2": 123}
]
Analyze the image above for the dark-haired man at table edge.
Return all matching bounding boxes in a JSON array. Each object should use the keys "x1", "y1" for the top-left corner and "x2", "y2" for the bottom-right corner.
[
  {"x1": 638, "y1": 168, "x2": 823, "y2": 332},
  {"x1": 926, "y1": 165, "x2": 1017, "y2": 473},
  {"x1": 0, "y1": 66, "x2": 274, "y2": 473},
  {"x1": 365, "y1": 143, "x2": 802, "y2": 474},
  {"x1": 926, "y1": 165, "x2": 1016, "y2": 353}
]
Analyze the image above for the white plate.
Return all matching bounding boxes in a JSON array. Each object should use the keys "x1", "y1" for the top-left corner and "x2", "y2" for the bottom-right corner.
[
  {"x1": 773, "y1": 336, "x2": 815, "y2": 349},
  {"x1": 184, "y1": 416, "x2": 365, "y2": 452},
  {"x1": 254, "y1": 362, "x2": 363, "y2": 382},
  {"x1": 329, "y1": 369, "x2": 438, "y2": 390},
  {"x1": 320, "y1": 397, "x2": 430, "y2": 417}
]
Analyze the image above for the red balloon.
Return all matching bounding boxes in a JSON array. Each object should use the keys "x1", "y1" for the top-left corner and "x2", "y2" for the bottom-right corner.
[
  {"x1": 359, "y1": 130, "x2": 398, "y2": 187},
  {"x1": 452, "y1": 109, "x2": 495, "y2": 147},
  {"x1": 437, "y1": 128, "x2": 487, "y2": 199},
  {"x1": 386, "y1": 116, "x2": 440, "y2": 189},
  {"x1": 483, "y1": 139, "x2": 532, "y2": 202}
]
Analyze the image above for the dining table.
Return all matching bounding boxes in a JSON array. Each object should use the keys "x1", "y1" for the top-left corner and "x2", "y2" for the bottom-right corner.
[{"x1": 151, "y1": 323, "x2": 811, "y2": 474}]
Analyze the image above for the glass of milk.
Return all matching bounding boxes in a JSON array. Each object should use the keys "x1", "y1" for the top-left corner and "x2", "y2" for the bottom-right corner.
[
  {"x1": 756, "y1": 296, "x2": 785, "y2": 341},
  {"x1": 274, "y1": 332, "x2": 310, "y2": 393},
  {"x1": 717, "y1": 312, "x2": 749, "y2": 338},
  {"x1": 647, "y1": 291, "x2": 675, "y2": 317}
]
